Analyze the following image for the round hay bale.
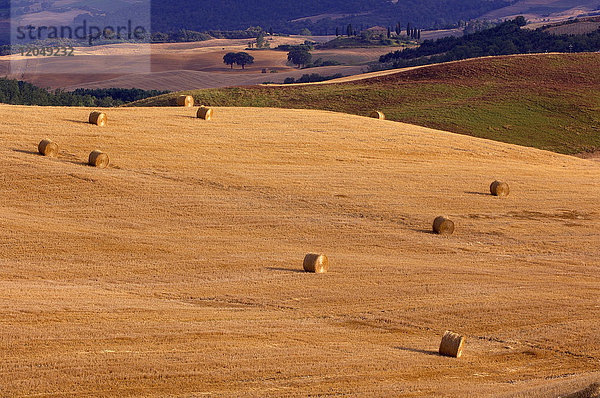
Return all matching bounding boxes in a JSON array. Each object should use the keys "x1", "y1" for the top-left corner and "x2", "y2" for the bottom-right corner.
[
  {"x1": 88, "y1": 150, "x2": 109, "y2": 168},
  {"x1": 38, "y1": 139, "x2": 58, "y2": 157},
  {"x1": 439, "y1": 330, "x2": 465, "y2": 358},
  {"x1": 490, "y1": 180, "x2": 510, "y2": 197},
  {"x1": 89, "y1": 111, "x2": 107, "y2": 126},
  {"x1": 303, "y1": 253, "x2": 328, "y2": 273},
  {"x1": 176, "y1": 95, "x2": 194, "y2": 107},
  {"x1": 433, "y1": 216, "x2": 455, "y2": 235},
  {"x1": 197, "y1": 106, "x2": 213, "y2": 120},
  {"x1": 369, "y1": 111, "x2": 385, "y2": 120}
]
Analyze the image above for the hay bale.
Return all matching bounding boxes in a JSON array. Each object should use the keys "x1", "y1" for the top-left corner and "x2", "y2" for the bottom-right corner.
[
  {"x1": 433, "y1": 216, "x2": 455, "y2": 235},
  {"x1": 490, "y1": 180, "x2": 510, "y2": 197},
  {"x1": 88, "y1": 150, "x2": 109, "y2": 168},
  {"x1": 89, "y1": 111, "x2": 106, "y2": 126},
  {"x1": 439, "y1": 331, "x2": 465, "y2": 358},
  {"x1": 197, "y1": 106, "x2": 213, "y2": 120},
  {"x1": 303, "y1": 253, "x2": 328, "y2": 273},
  {"x1": 176, "y1": 95, "x2": 194, "y2": 107},
  {"x1": 38, "y1": 139, "x2": 58, "y2": 157},
  {"x1": 369, "y1": 111, "x2": 385, "y2": 120}
]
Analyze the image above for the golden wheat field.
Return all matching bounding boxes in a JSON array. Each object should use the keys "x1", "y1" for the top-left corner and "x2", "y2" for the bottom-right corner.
[{"x1": 0, "y1": 104, "x2": 599, "y2": 396}]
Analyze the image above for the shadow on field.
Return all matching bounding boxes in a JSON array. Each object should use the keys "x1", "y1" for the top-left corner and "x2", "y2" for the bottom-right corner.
[
  {"x1": 464, "y1": 191, "x2": 491, "y2": 196},
  {"x1": 414, "y1": 229, "x2": 436, "y2": 235},
  {"x1": 394, "y1": 346, "x2": 439, "y2": 356},
  {"x1": 12, "y1": 148, "x2": 40, "y2": 156},
  {"x1": 64, "y1": 119, "x2": 91, "y2": 125},
  {"x1": 266, "y1": 267, "x2": 306, "y2": 274}
]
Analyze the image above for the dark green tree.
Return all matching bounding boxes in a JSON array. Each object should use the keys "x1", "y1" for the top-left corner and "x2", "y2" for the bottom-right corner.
[
  {"x1": 256, "y1": 31, "x2": 268, "y2": 48},
  {"x1": 234, "y1": 52, "x2": 254, "y2": 69},
  {"x1": 151, "y1": 32, "x2": 169, "y2": 42},
  {"x1": 347, "y1": 24, "x2": 353, "y2": 37},
  {"x1": 223, "y1": 52, "x2": 237, "y2": 69},
  {"x1": 287, "y1": 48, "x2": 312, "y2": 68}
]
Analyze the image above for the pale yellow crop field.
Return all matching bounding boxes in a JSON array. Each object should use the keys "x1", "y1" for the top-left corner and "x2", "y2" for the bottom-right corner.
[{"x1": 0, "y1": 105, "x2": 598, "y2": 396}]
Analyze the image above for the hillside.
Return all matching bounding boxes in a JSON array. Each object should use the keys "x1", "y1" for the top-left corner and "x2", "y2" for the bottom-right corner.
[
  {"x1": 133, "y1": 53, "x2": 600, "y2": 155},
  {"x1": 149, "y1": 0, "x2": 513, "y2": 34},
  {"x1": 1, "y1": 104, "x2": 599, "y2": 396},
  {"x1": 1, "y1": 0, "x2": 513, "y2": 44},
  {"x1": 536, "y1": 16, "x2": 600, "y2": 35},
  {"x1": 482, "y1": 0, "x2": 600, "y2": 23},
  {"x1": 378, "y1": 17, "x2": 600, "y2": 68}
]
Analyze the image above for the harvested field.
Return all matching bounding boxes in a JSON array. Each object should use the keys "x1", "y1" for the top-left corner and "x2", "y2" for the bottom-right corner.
[
  {"x1": 58, "y1": 66, "x2": 365, "y2": 92},
  {"x1": 482, "y1": 0, "x2": 600, "y2": 23},
  {"x1": 0, "y1": 105, "x2": 599, "y2": 396},
  {"x1": 0, "y1": 37, "x2": 371, "y2": 91},
  {"x1": 543, "y1": 19, "x2": 600, "y2": 35}
]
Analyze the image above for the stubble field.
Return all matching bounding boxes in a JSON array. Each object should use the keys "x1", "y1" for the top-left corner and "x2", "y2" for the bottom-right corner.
[{"x1": 0, "y1": 105, "x2": 599, "y2": 396}]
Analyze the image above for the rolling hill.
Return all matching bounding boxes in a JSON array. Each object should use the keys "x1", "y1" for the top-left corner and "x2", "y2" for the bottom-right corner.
[
  {"x1": 0, "y1": 38, "x2": 386, "y2": 91},
  {"x1": 133, "y1": 53, "x2": 600, "y2": 155},
  {"x1": 140, "y1": 0, "x2": 513, "y2": 33},
  {"x1": 0, "y1": 104, "x2": 599, "y2": 396},
  {"x1": 147, "y1": 0, "x2": 600, "y2": 33},
  {"x1": 0, "y1": 0, "x2": 513, "y2": 43}
]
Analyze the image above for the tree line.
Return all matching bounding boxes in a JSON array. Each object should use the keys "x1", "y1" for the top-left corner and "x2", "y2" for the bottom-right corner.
[
  {"x1": 0, "y1": 79, "x2": 168, "y2": 106},
  {"x1": 333, "y1": 22, "x2": 422, "y2": 40},
  {"x1": 151, "y1": 27, "x2": 265, "y2": 43},
  {"x1": 379, "y1": 17, "x2": 600, "y2": 68},
  {"x1": 282, "y1": 73, "x2": 343, "y2": 84}
]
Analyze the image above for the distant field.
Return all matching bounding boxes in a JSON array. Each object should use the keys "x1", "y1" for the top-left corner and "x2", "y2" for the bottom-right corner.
[
  {"x1": 0, "y1": 37, "x2": 384, "y2": 91},
  {"x1": 311, "y1": 47, "x2": 397, "y2": 66},
  {"x1": 482, "y1": 0, "x2": 600, "y2": 23},
  {"x1": 134, "y1": 53, "x2": 600, "y2": 155},
  {"x1": 542, "y1": 18, "x2": 600, "y2": 35},
  {"x1": 1, "y1": 104, "x2": 598, "y2": 396},
  {"x1": 420, "y1": 28, "x2": 464, "y2": 41}
]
